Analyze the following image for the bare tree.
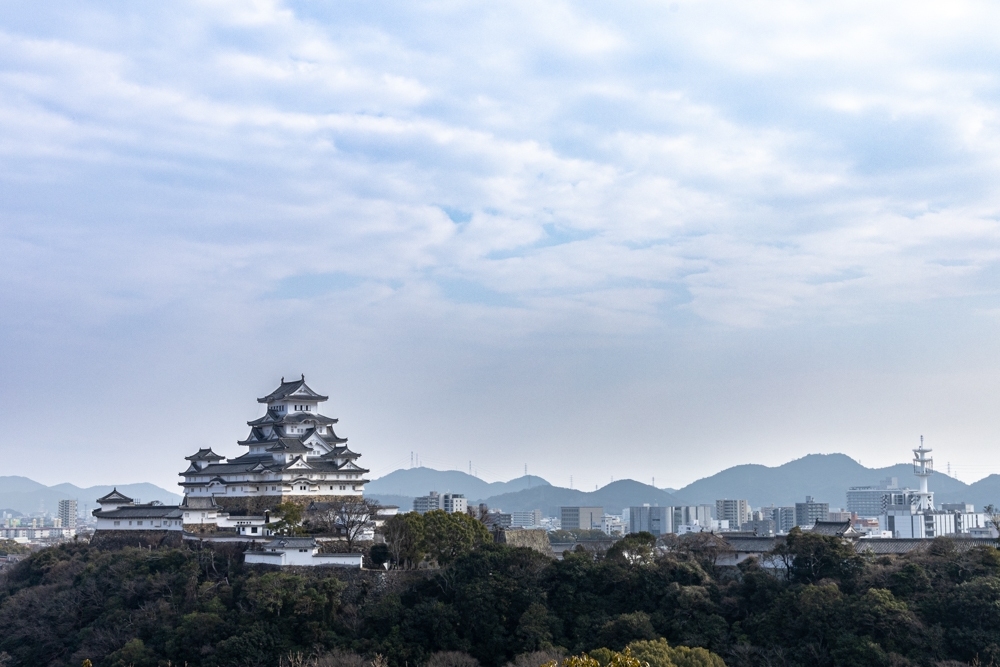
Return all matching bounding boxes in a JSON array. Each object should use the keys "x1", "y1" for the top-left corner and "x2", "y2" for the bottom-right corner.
[
  {"x1": 983, "y1": 504, "x2": 1000, "y2": 542},
  {"x1": 314, "y1": 497, "x2": 378, "y2": 551}
]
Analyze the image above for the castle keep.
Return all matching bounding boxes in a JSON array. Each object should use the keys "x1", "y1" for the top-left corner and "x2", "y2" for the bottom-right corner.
[{"x1": 179, "y1": 376, "x2": 370, "y2": 513}]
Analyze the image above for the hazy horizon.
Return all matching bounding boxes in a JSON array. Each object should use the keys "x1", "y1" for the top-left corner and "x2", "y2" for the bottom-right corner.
[{"x1": 3, "y1": 1, "x2": 1000, "y2": 492}]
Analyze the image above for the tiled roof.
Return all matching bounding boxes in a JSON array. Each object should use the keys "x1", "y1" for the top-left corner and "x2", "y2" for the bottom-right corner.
[
  {"x1": 248, "y1": 411, "x2": 339, "y2": 427},
  {"x1": 808, "y1": 520, "x2": 858, "y2": 537},
  {"x1": 855, "y1": 537, "x2": 997, "y2": 554},
  {"x1": 185, "y1": 448, "x2": 224, "y2": 462},
  {"x1": 257, "y1": 377, "x2": 328, "y2": 403},
  {"x1": 94, "y1": 504, "x2": 183, "y2": 519},
  {"x1": 265, "y1": 537, "x2": 317, "y2": 549},
  {"x1": 96, "y1": 489, "x2": 134, "y2": 504}
]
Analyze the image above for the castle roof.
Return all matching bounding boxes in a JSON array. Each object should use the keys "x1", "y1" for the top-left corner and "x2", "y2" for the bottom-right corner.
[
  {"x1": 97, "y1": 489, "x2": 134, "y2": 504},
  {"x1": 267, "y1": 438, "x2": 313, "y2": 454},
  {"x1": 93, "y1": 504, "x2": 183, "y2": 520},
  {"x1": 808, "y1": 520, "x2": 860, "y2": 537},
  {"x1": 185, "y1": 448, "x2": 224, "y2": 462},
  {"x1": 258, "y1": 376, "x2": 328, "y2": 404},
  {"x1": 248, "y1": 411, "x2": 339, "y2": 427}
]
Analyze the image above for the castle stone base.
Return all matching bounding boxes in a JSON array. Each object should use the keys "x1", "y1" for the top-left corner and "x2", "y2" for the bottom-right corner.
[
  {"x1": 91, "y1": 530, "x2": 183, "y2": 549},
  {"x1": 209, "y1": 494, "x2": 361, "y2": 516}
]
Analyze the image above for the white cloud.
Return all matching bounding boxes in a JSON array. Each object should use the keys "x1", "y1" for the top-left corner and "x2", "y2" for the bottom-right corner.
[{"x1": 3, "y1": 0, "x2": 1000, "y2": 487}]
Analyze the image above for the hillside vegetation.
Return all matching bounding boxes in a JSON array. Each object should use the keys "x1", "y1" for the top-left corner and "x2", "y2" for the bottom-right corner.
[{"x1": 1, "y1": 532, "x2": 999, "y2": 667}]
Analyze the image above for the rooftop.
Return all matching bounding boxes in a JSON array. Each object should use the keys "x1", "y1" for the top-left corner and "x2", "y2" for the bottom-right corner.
[{"x1": 257, "y1": 376, "x2": 328, "y2": 404}]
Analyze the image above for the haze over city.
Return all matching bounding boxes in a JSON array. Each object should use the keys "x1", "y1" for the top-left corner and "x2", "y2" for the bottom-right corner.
[{"x1": 4, "y1": 1, "x2": 1000, "y2": 492}]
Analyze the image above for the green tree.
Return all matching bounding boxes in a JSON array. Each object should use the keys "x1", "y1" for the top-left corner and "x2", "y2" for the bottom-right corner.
[
  {"x1": 772, "y1": 527, "x2": 864, "y2": 584},
  {"x1": 606, "y1": 532, "x2": 656, "y2": 566},
  {"x1": 382, "y1": 511, "x2": 426, "y2": 568},
  {"x1": 628, "y1": 638, "x2": 727, "y2": 667},
  {"x1": 423, "y1": 510, "x2": 491, "y2": 566},
  {"x1": 272, "y1": 501, "x2": 305, "y2": 535}
]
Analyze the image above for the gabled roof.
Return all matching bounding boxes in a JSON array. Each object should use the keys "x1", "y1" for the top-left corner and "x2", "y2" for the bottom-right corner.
[
  {"x1": 279, "y1": 412, "x2": 339, "y2": 426},
  {"x1": 185, "y1": 448, "x2": 224, "y2": 462},
  {"x1": 266, "y1": 537, "x2": 318, "y2": 549},
  {"x1": 257, "y1": 376, "x2": 328, "y2": 404},
  {"x1": 94, "y1": 505, "x2": 183, "y2": 520},
  {"x1": 808, "y1": 520, "x2": 859, "y2": 537},
  {"x1": 267, "y1": 438, "x2": 312, "y2": 454},
  {"x1": 97, "y1": 489, "x2": 134, "y2": 504}
]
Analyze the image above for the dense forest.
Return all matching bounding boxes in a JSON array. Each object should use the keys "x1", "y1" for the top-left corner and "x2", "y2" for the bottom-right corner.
[{"x1": 1, "y1": 528, "x2": 999, "y2": 667}]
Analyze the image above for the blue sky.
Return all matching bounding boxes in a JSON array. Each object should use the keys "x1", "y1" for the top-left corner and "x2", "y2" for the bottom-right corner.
[{"x1": 3, "y1": 0, "x2": 1000, "y2": 493}]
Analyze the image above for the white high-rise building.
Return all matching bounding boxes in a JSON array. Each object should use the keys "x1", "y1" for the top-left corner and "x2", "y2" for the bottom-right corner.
[{"x1": 880, "y1": 438, "x2": 986, "y2": 538}]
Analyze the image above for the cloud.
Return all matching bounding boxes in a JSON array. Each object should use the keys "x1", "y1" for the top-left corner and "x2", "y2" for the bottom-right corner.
[{"x1": 3, "y1": 0, "x2": 1000, "y2": 489}]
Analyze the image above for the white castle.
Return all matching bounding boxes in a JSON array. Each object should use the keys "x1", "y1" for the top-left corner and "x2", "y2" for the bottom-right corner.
[{"x1": 179, "y1": 376, "x2": 370, "y2": 505}]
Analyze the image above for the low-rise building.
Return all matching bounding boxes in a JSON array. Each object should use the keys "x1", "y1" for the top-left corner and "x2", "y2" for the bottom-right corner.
[
  {"x1": 561, "y1": 506, "x2": 603, "y2": 530},
  {"x1": 92, "y1": 490, "x2": 184, "y2": 532},
  {"x1": 244, "y1": 537, "x2": 363, "y2": 567}
]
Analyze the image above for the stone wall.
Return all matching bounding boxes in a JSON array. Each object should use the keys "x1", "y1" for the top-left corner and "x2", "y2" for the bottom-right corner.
[
  {"x1": 493, "y1": 528, "x2": 553, "y2": 557},
  {"x1": 211, "y1": 494, "x2": 358, "y2": 516},
  {"x1": 90, "y1": 530, "x2": 183, "y2": 549}
]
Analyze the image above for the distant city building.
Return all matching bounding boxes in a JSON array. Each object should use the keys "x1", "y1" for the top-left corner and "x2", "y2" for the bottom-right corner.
[
  {"x1": 847, "y1": 477, "x2": 917, "y2": 518},
  {"x1": 561, "y1": 506, "x2": 603, "y2": 530},
  {"x1": 414, "y1": 492, "x2": 466, "y2": 514},
  {"x1": 443, "y1": 493, "x2": 467, "y2": 514},
  {"x1": 485, "y1": 511, "x2": 512, "y2": 528},
  {"x1": 413, "y1": 491, "x2": 440, "y2": 514},
  {"x1": 57, "y1": 500, "x2": 77, "y2": 533},
  {"x1": 511, "y1": 510, "x2": 542, "y2": 528},
  {"x1": 628, "y1": 505, "x2": 716, "y2": 536},
  {"x1": 759, "y1": 506, "x2": 796, "y2": 533},
  {"x1": 740, "y1": 518, "x2": 776, "y2": 536},
  {"x1": 672, "y1": 505, "x2": 715, "y2": 529},
  {"x1": 880, "y1": 439, "x2": 987, "y2": 538},
  {"x1": 827, "y1": 510, "x2": 852, "y2": 522},
  {"x1": 601, "y1": 515, "x2": 626, "y2": 536},
  {"x1": 794, "y1": 496, "x2": 829, "y2": 528},
  {"x1": 716, "y1": 499, "x2": 751, "y2": 529},
  {"x1": 629, "y1": 506, "x2": 671, "y2": 536}
]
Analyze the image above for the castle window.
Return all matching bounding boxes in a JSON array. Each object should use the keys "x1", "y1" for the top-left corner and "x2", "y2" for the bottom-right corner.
[
  {"x1": 114, "y1": 521, "x2": 120, "y2": 526},
  {"x1": 340, "y1": 486, "x2": 346, "y2": 491}
]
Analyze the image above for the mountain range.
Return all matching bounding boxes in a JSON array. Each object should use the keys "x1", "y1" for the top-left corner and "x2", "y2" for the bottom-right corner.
[
  {"x1": 365, "y1": 454, "x2": 1000, "y2": 516},
  {"x1": 4, "y1": 453, "x2": 1000, "y2": 519},
  {"x1": 0, "y1": 476, "x2": 182, "y2": 516}
]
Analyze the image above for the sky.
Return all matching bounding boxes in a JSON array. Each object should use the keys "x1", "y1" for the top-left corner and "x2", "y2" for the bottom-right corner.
[{"x1": 3, "y1": 0, "x2": 1000, "y2": 493}]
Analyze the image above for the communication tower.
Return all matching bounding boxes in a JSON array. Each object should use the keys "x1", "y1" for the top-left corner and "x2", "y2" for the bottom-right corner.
[{"x1": 912, "y1": 435, "x2": 934, "y2": 511}]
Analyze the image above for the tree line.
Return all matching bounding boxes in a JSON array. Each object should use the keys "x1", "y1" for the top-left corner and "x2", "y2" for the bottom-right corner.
[{"x1": 0, "y1": 528, "x2": 999, "y2": 667}]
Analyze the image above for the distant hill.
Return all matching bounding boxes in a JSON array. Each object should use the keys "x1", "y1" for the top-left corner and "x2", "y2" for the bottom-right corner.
[
  {"x1": 367, "y1": 455, "x2": 1000, "y2": 519},
  {"x1": 671, "y1": 453, "x2": 999, "y2": 509},
  {"x1": 0, "y1": 476, "x2": 182, "y2": 516},
  {"x1": 481, "y1": 480, "x2": 684, "y2": 517},
  {"x1": 365, "y1": 467, "x2": 549, "y2": 499},
  {"x1": 368, "y1": 476, "x2": 684, "y2": 517}
]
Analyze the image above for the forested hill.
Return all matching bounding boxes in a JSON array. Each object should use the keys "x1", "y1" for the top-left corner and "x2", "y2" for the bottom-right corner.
[{"x1": 2, "y1": 532, "x2": 1000, "y2": 667}]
